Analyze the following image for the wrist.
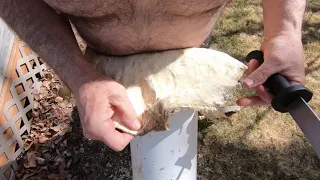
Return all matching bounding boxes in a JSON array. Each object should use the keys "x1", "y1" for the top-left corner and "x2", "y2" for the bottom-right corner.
[
  {"x1": 68, "y1": 70, "x2": 99, "y2": 93},
  {"x1": 61, "y1": 60, "x2": 100, "y2": 93},
  {"x1": 263, "y1": 30, "x2": 302, "y2": 45},
  {"x1": 264, "y1": 28, "x2": 302, "y2": 42}
]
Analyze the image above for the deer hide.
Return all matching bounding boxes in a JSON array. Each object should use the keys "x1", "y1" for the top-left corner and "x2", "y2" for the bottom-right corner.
[{"x1": 85, "y1": 48, "x2": 247, "y2": 135}]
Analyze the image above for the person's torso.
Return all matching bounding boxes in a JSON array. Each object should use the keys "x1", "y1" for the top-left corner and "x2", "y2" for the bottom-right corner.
[{"x1": 44, "y1": 0, "x2": 228, "y2": 55}]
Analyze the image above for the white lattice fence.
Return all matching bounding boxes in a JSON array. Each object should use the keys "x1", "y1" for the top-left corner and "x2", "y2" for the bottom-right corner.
[{"x1": 0, "y1": 19, "x2": 46, "y2": 179}]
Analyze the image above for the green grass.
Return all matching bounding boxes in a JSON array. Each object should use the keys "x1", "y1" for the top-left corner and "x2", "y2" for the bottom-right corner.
[{"x1": 197, "y1": 0, "x2": 320, "y2": 179}]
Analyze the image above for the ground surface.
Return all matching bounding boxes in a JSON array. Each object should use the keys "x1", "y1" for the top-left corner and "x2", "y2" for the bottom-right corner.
[{"x1": 16, "y1": 0, "x2": 320, "y2": 179}]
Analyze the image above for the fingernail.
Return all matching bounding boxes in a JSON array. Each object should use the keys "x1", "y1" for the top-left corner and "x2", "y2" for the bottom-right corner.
[
  {"x1": 133, "y1": 120, "x2": 141, "y2": 129},
  {"x1": 244, "y1": 79, "x2": 254, "y2": 87}
]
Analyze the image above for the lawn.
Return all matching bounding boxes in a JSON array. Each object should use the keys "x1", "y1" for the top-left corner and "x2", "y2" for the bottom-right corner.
[{"x1": 197, "y1": 0, "x2": 320, "y2": 179}]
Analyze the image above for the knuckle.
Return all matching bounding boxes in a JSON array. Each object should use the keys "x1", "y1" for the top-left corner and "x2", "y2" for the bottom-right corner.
[{"x1": 254, "y1": 68, "x2": 269, "y2": 81}]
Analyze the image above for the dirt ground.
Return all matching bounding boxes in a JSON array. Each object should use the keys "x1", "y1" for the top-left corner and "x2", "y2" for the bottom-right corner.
[{"x1": 16, "y1": 0, "x2": 320, "y2": 179}]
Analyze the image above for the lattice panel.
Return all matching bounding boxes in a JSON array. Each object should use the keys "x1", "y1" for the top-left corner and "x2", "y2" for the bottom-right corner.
[{"x1": 0, "y1": 40, "x2": 46, "y2": 178}]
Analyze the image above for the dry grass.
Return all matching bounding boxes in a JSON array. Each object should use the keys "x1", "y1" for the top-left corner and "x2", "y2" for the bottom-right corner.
[{"x1": 197, "y1": 0, "x2": 320, "y2": 179}]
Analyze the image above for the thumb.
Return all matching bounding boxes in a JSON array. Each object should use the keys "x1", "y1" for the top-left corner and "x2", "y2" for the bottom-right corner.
[
  {"x1": 110, "y1": 96, "x2": 141, "y2": 131},
  {"x1": 243, "y1": 63, "x2": 274, "y2": 88}
]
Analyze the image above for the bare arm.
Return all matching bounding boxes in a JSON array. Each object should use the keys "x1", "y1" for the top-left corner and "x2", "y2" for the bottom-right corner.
[
  {"x1": 262, "y1": 0, "x2": 306, "y2": 41},
  {"x1": 238, "y1": 0, "x2": 306, "y2": 106},
  {"x1": 0, "y1": 0, "x2": 94, "y2": 90},
  {"x1": 0, "y1": 0, "x2": 140, "y2": 151}
]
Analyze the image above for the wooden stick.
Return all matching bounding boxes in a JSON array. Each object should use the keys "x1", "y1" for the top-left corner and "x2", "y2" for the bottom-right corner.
[{"x1": 114, "y1": 121, "x2": 138, "y2": 136}]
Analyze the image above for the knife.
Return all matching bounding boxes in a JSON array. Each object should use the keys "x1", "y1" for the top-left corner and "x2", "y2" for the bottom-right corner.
[{"x1": 245, "y1": 50, "x2": 320, "y2": 157}]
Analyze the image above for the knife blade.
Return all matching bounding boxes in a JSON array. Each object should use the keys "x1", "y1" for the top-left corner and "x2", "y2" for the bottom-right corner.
[
  {"x1": 289, "y1": 97, "x2": 320, "y2": 157},
  {"x1": 245, "y1": 50, "x2": 320, "y2": 157}
]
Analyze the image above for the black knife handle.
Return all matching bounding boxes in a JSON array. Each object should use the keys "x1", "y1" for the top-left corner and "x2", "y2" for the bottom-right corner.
[{"x1": 245, "y1": 50, "x2": 313, "y2": 113}]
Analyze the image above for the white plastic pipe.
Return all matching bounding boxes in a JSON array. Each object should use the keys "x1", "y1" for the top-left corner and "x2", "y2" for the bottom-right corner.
[{"x1": 130, "y1": 110, "x2": 198, "y2": 180}]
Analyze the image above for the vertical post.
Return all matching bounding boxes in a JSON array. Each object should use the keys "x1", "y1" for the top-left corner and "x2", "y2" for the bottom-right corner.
[
  {"x1": 0, "y1": 18, "x2": 15, "y2": 90},
  {"x1": 130, "y1": 110, "x2": 198, "y2": 180}
]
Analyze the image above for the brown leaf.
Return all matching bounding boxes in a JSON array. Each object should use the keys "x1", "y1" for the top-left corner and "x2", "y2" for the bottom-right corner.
[
  {"x1": 63, "y1": 139, "x2": 68, "y2": 146},
  {"x1": 64, "y1": 150, "x2": 72, "y2": 157},
  {"x1": 202, "y1": 138, "x2": 211, "y2": 146},
  {"x1": 31, "y1": 124, "x2": 40, "y2": 130},
  {"x1": 58, "y1": 85, "x2": 71, "y2": 98},
  {"x1": 55, "y1": 96, "x2": 64, "y2": 103},
  {"x1": 39, "y1": 136, "x2": 49, "y2": 143},
  {"x1": 32, "y1": 110, "x2": 40, "y2": 118},
  {"x1": 34, "y1": 94, "x2": 40, "y2": 101},
  {"x1": 71, "y1": 176, "x2": 79, "y2": 180},
  {"x1": 36, "y1": 157, "x2": 46, "y2": 164},
  {"x1": 39, "y1": 127, "x2": 48, "y2": 132},
  {"x1": 59, "y1": 102, "x2": 67, "y2": 108},
  {"x1": 54, "y1": 137, "x2": 63, "y2": 144},
  {"x1": 33, "y1": 102, "x2": 40, "y2": 109},
  {"x1": 47, "y1": 173, "x2": 58, "y2": 180},
  {"x1": 22, "y1": 172, "x2": 38, "y2": 180},
  {"x1": 50, "y1": 125, "x2": 61, "y2": 132},
  {"x1": 44, "y1": 73, "x2": 53, "y2": 80},
  {"x1": 24, "y1": 151, "x2": 37, "y2": 168},
  {"x1": 42, "y1": 81, "x2": 50, "y2": 89},
  {"x1": 59, "y1": 158, "x2": 66, "y2": 172},
  {"x1": 24, "y1": 141, "x2": 34, "y2": 151},
  {"x1": 67, "y1": 159, "x2": 72, "y2": 168}
]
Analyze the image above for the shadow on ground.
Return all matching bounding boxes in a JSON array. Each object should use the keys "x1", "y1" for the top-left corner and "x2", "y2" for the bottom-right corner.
[
  {"x1": 65, "y1": 108, "x2": 132, "y2": 180},
  {"x1": 63, "y1": 108, "x2": 320, "y2": 180}
]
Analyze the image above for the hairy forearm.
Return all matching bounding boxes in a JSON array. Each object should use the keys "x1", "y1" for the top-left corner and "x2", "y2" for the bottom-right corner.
[
  {"x1": 0, "y1": 0, "x2": 96, "y2": 90},
  {"x1": 262, "y1": 0, "x2": 306, "y2": 41}
]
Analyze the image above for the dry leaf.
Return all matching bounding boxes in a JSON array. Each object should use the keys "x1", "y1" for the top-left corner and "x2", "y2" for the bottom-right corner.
[
  {"x1": 17, "y1": 69, "x2": 77, "y2": 179},
  {"x1": 50, "y1": 126, "x2": 61, "y2": 132},
  {"x1": 33, "y1": 102, "x2": 40, "y2": 109},
  {"x1": 47, "y1": 173, "x2": 58, "y2": 180},
  {"x1": 44, "y1": 73, "x2": 53, "y2": 80},
  {"x1": 71, "y1": 176, "x2": 79, "y2": 180},
  {"x1": 39, "y1": 136, "x2": 49, "y2": 143},
  {"x1": 59, "y1": 158, "x2": 66, "y2": 172},
  {"x1": 55, "y1": 96, "x2": 63, "y2": 103},
  {"x1": 36, "y1": 157, "x2": 45, "y2": 164},
  {"x1": 58, "y1": 85, "x2": 71, "y2": 98},
  {"x1": 202, "y1": 138, "x2": 211, "y2": 146},
  {"x1": 32, "y1": 110, "x2": 40, "y2": 118},
  {"x1": 34, "y1": 94, "x2": 40, "y2": 101},
  {"x1": 24, "y1": 141, "x2": 34, "y2": 151},
  {"x1": 42, "y1": 81, "x2": 49, "y2": 88},
  {"x1": 67, "y1": 159, "x2": 72, "y2": 168},
  {"x1": 24, "y1": 151, "x2": 37, "y2": 168}
]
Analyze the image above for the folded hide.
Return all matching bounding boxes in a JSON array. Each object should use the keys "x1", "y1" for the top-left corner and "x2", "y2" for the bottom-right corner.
[{"x1": 85, "y1": 48, "x2": 247, "y2": 135}]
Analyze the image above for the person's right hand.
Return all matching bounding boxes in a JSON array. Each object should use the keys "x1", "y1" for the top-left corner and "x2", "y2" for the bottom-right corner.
[{"x1": 73, "y1": 72, "x2": 141, "y2": 151}]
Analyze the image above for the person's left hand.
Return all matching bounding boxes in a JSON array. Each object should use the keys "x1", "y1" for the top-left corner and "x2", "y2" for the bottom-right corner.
[{"x1": 236, "y1": 33, "x2": 306, "y2": 106}]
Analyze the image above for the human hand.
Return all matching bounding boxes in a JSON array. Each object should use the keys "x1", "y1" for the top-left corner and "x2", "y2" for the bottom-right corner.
[
  {"x1": 237, "y1": 34, "x2": 306, "y2": 106},
  {"x1": 73, "y1": 73, "x2": 140, "y2": 151}
]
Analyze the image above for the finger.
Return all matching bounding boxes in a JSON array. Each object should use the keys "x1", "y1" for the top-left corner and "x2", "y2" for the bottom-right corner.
[
  {"x1": 248, "y1": 59, "x2": 260, "y2": 74},
  {"x1": 256, "y1": 85, "x2": 272, "y2": 104},
  {"x1": 243, "y1": 63, "x2": 275, "y2": 88},
  {"x1": 243, "y1": 60, "x2": 253, "y2": 78},
  {"x1": 101, "y1": 120, "x2": 134, "y2": 151},
  {"x1": 243, "y1": 59, "x2": 263, "y2": 86},
  {"x1": 236, "y1": 96, "x2": 268, "y2": 106},
  {"x1": 110, "y1": 95, "x2": 141, "y2": 131},
  {"x1": 290, "y1": 81, "x2": 302, "y2": 86}
]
